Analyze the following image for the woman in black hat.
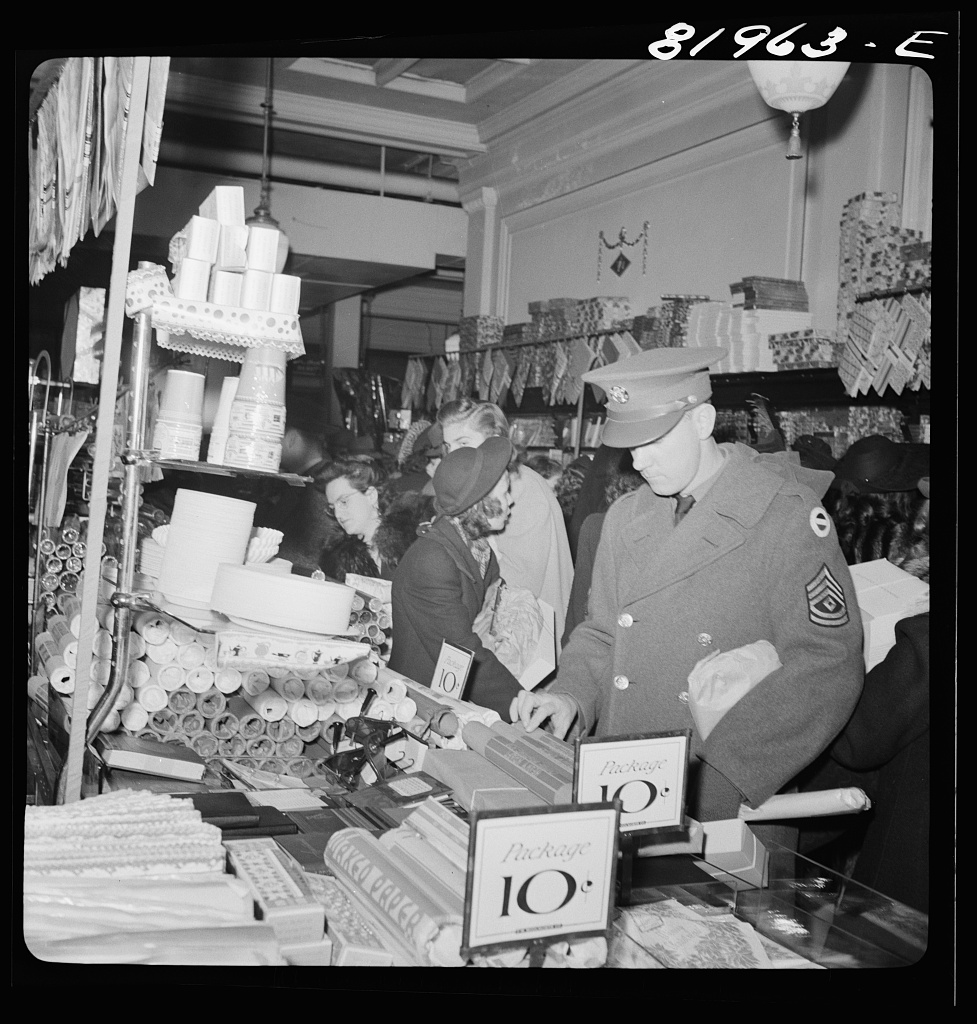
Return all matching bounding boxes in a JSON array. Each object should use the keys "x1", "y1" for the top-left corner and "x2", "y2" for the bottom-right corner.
[{"x1": 387, "y1": 436, "x2": 523, "y2": 718}]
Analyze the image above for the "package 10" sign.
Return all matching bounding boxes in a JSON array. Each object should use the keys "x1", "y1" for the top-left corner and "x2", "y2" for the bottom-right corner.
[
  {"x1": 461, "y1": 803, "x2": 619, "y2": 957},
  {"x1": 574, "y1": 730, "x2": 691, "y2": 834}
]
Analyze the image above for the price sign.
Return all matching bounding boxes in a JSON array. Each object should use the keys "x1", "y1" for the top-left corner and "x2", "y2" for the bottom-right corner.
[
  {"x1": 461, "y1": 803, "x2": 620, "y2": 958},
  {"x1": 430, "y1": 641, "x2": 475, "y2": 700},
  {"x1": 574, "y1": 730, "x2": 691, "y2": 835}
]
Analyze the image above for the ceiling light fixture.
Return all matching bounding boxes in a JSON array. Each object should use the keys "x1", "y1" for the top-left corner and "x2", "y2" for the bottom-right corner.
[
  {"x1": 246, "y1": 57, "x2": 290, "y2": 272},
  {"x1": 747, "y1": 60, "x2": 850, "y2": 159}
]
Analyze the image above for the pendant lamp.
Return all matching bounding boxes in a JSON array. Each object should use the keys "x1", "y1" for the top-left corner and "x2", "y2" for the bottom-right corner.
[
  {"x1": 747, "y1": 60, "x2": 850, "y2": 159},
  {"x1": 246, "y1": 58, "x2": 290, "y2": 272}
]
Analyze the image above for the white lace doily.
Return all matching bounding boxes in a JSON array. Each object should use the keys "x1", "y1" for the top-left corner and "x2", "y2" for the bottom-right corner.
[{"x1": 126, "y1": 264, "x2": 305, "y2": 363}]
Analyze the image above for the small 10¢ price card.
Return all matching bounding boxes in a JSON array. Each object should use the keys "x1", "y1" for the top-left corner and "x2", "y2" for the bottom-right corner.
[
  {"x1": 574, "y1": 730, "x2": 691, "y2": 835},
  {"x1": 461, "y1": 803, "x2": 620, "y2": 957}
]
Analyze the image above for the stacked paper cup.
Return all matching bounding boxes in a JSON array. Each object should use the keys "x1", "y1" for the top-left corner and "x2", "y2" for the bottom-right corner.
[
  {"x1": 223, "y1": 346, "x2": 286, "y2": 472},
  {"x1": 152, "y1": 370, "x2": 206, "y2": 461},
  {"x1": 206, "y1": 375, "x2": 240, "y2": 465},
  {"x1": 156, "y1": 489, "x2": 255, "y2": 609}
]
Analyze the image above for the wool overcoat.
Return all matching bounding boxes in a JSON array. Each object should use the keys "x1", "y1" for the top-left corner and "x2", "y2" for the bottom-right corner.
[
  {"x1": 554, "y1": 442, "x2": 865, "y2": 821},
  {"x1": 389, "y1": 516, "x2": 522, "y2": 719}
]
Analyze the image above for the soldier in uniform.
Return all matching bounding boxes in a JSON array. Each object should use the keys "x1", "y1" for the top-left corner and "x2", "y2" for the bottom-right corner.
[{"x1": 511, "y1": 347, "x2": 865, "y2": 822}]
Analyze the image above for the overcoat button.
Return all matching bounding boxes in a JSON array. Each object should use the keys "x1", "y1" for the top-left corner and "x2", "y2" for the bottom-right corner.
[
  {"x1": 697, "y1": 633, "x2": 713, "y2": 646},
  {"x1": 613, "y1": 675, "x2": 630, "y2": 690},
  {"x1": 618, "y1": 613, "x2": 633, "y2": 628},
  {"x1": 678, "y1": 691, "x2": 689, "y2": 704}
]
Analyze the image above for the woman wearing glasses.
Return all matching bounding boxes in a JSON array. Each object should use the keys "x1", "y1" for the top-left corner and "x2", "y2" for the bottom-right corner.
[{"x1": 316, "y1": 455, "x2": 434, "y2": 582}]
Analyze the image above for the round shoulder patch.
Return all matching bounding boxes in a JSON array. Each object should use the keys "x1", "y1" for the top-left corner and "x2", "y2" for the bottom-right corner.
[{"x1": 810, "y1": 507, "x2": 832, "y2": 538}]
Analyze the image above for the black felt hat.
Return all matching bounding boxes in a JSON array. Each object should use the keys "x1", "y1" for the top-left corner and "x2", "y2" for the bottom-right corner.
[
  {"x1": 433, "y1": 436, "x2": 513, "y2": 515},
  {"x1": 791, "y1": 434, "x2": 838, "y2": 472},
  {"x1": 832, "y1": 435, "x2": 930, "y2": 494}
]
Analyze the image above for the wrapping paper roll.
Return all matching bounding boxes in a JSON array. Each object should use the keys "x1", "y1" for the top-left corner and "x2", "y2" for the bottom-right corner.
[
  {"x1": 149, "y1": 708, "x2": 180, "y2": 737},
  {"x1": 58, "y1": 593, "x2": 83, "y2": 636},
  {"x1": 330, "y1": 677, "x2": 361, "y2": 704},
  {"x1": 133, "y1": 611, "x2": 170, "y2": 645},
  {"x1": 35, "y1": 633, "x2": 75, "y2": 694},
  {"x1": 270, "y1": 675, "x2": 306, "y2": 702},
  {"x1": 135, "y1": 683, "x2": 169, "y2": 713},
  {"x1": 264, "y1": 718, "x2": 296, "y2": 743},
  {"x1": 304, "y1": 677, "x2": 334, "y2": 705},
  {"x1": 326, "y1": 663, "x2": 350, "y2": 681},
  {"x1": 207, "y1": 709, "x2": 240, "y2": 740},
  {"x1": 241, "y1": 670, "x2": 271, "y2": 696},
  {"x1": 127, "y1": 631, "x2": 147, "y2": 662},
  {"x1": 258, "y1": 757, "x2": 287, "y2": 775},
  {"x1": 169, "y1": 620, "x2": 199, "y2": 646},
  {"x1": 738, "y1": 788, "x2": 872, "y2": 821},
  {"x1": 195, "y1": 688, "x2": 227, "y2": 720},
  {"x1": 92, "y1": 628, "x2": 115, "y2": 660},
  {"x1": 324, "y1": 829, "x2": 465, "y2": 967},
  {"x1": 276, "y1": 736, "x2": 305, "y2": 759},
  {"x1": 285, "y1": 755, "x2": 315, "y2": 777},
  {"x1": 367, "y1": 700, "x2": 395, "y2": 721},
  {"x1": 239, "y1": 686, "x2": 288, "y2": 722},
  {"x1": 191, "y1": 732, "x2": 221, "y2": 759},
  {"x1": 286, "y1": 697, "x2": 319, "y2": 728},
  {"x1": 144, "y1": 637, "x2": 179, "y2": 665},
  {"x1": 147, "y1": 661, "x2": 186, "y2": 692},
  {"x1": 214, "y1": 667, "x2": 243, "y2": 695},
  {"x1": 127, "y1": 659, "x2": 151, "y2": 689},
  {"x1": 185, "y1": 666, "x2": 216, "y2": 694},
  {"x1": 203, "y1": 643, "x2": 220, "y2": 670},
  {"x1": 120, "y1": 701, "x2": 150, "y2": 732},
  {"x1": 95, "y1": 600, "x2": 115, "y2": 632},
  {"x1": 177, "y1": 641, "x2": 207, "y2": 671},
  {"x1": 379, "y1": 827, "x2": 468, "y2": 902},
  {"x1": 98, "y1": 710, "x2": 121, "y2": 733},
  {"x1": 47, "y1": 615, "x2": 78, "y2": 667},
  {"x1": 167, "y1": 687, "x2": 198, "y2": 714},
  {"x1": 246, "y1": 735, "x2": 276, "y2": 758},
  {"x1": 394, "y1": 698, "x2": 417, "y2": 724},
  {"x1": 224, "y1": 695, "x2": 266, "y2": 738},
  {"x1": 90, "y1": 659, "x2": 113, "y2": 687},
  {"x1": 349, "y1": 658, "x2": 379, "y2": 685},
  {"x1": 377, "y1": 676, "x2": 408, "y2": 704},
  {"x1": 296, "y1": 722, "x2": 323, "y2": 743},
  {"x1": 179, "y1": 710, "x2": 206, "y2": 738},
  {"x1": 333, "y1": 696, "x2": 366, "y2": 721},
  {"x1": 219, "y1": 736, "x2": 248, "y2": 757},
  {"x1": 316, "y1": 701, "x2": 338, "y2": 722},
  {"x1": 86, "y1": 684, "x2": 105, "y2": 711},
  {"x1": 111, "y1": 683, "x2": 135, "y2": 711}
]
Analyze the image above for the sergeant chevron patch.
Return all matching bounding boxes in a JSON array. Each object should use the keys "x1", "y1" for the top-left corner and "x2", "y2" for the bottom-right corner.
[{"x1": 805, "y1": 564, "x2": 850, "y2": 627}]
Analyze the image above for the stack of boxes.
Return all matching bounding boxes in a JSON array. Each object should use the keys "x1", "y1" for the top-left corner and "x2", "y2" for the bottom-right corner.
[
  {"x1": 169, "y1": 186, "x2": 301, "y2": 318},
  {"x1": 849, "y1": 558, "x2": 929, "y2": 671}
]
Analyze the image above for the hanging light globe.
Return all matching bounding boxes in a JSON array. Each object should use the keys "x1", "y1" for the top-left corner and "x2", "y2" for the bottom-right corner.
[{"x1": 747, "y1": 60, "x2": 851, "y2": 159}]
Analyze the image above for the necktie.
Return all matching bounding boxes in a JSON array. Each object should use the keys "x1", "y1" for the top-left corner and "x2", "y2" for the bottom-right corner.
[{"x1": 674, "y1": 494, "x2": 696, "y2": 525}]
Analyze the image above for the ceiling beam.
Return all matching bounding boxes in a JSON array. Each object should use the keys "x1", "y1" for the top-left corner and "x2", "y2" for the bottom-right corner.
[{"x1": 374, "y1": 58, "x2": 421, "y2": 87}]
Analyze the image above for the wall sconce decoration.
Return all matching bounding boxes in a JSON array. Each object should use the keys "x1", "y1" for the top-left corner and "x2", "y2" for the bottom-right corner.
[
  {"x1": 597, "y1": 221, "x2": 650, "y2": 281},
  {"x1": 747, "y1": 60, "x2": 850, "y2": 159}
]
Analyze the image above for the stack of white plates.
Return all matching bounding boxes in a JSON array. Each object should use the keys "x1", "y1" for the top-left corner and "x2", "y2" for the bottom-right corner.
[
  {"x1": 157, "y1": 489, "x2": 256, "y2": 609},
  {"x1": 211, "y1": 564, "x2": 356, "y2": 636}
]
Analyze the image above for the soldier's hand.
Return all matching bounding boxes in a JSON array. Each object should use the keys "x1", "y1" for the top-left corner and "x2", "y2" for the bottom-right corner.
[{"x1": 509, "y1": 691, "x2": 576, "y2": 738}]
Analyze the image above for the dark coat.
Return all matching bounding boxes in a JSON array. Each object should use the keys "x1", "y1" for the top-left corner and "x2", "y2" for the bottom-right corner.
[
  {"x1": 553, "y1": 442, "x2": 865, "y2": 822},
  {"x1": 388, "y1": 516, "x2": 522, "y2": 720},
  {"x1": 562, "y1": 511, "x2": 606, "y2": 647},
  {"x1": 801, "y1": 613, "x2": 929, "y2": 912}
]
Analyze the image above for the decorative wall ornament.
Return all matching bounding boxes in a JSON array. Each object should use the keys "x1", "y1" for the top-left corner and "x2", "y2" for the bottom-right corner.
[{"x1": 597, "y1": 221, "x2": 649, "y2": 281}]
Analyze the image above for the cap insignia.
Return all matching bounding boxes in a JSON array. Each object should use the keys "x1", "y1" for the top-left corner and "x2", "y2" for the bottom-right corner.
[{"x1": 608, "y1": 385, "x2": 629, "y2": 404}]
